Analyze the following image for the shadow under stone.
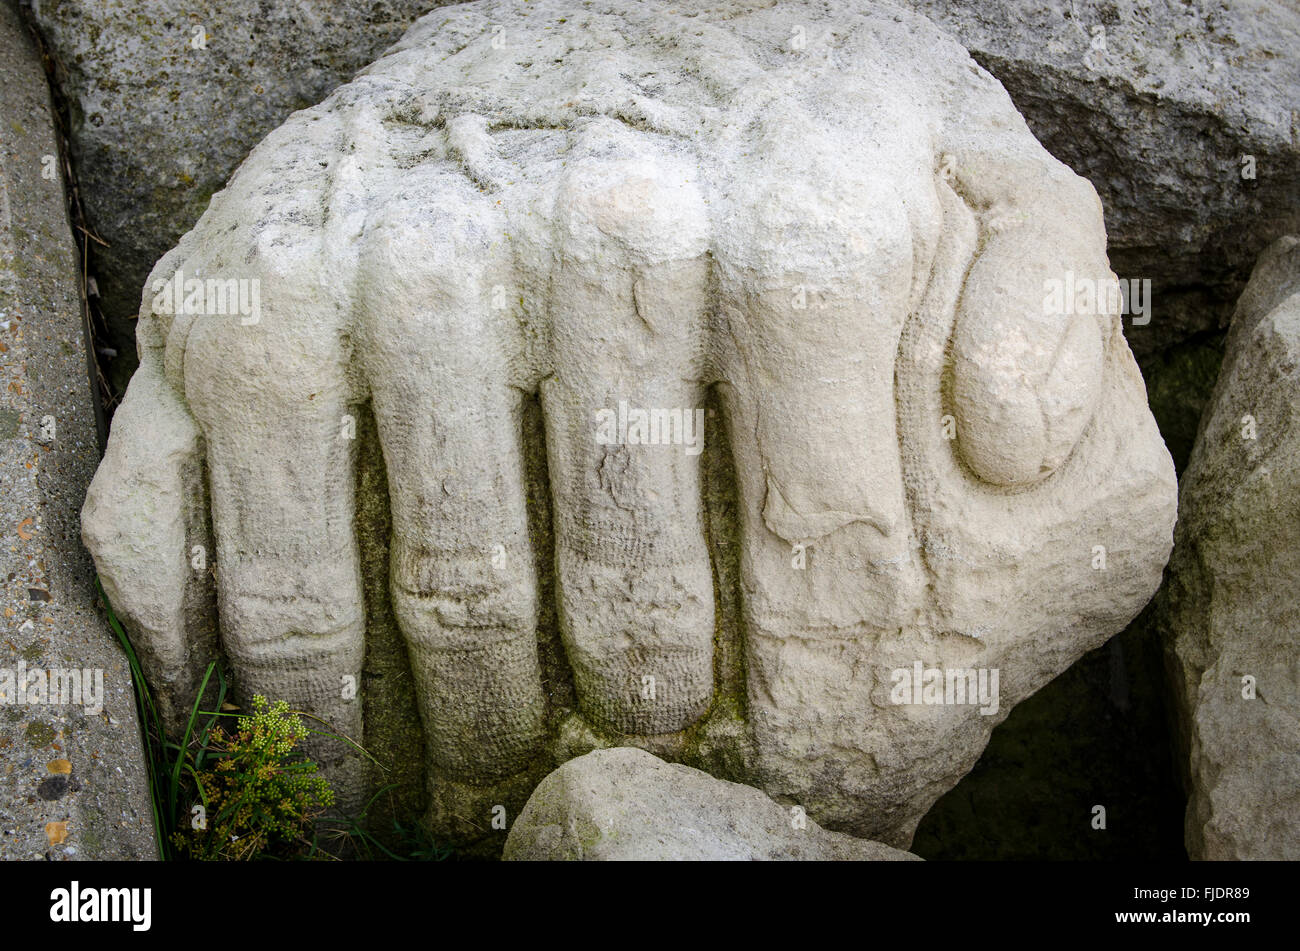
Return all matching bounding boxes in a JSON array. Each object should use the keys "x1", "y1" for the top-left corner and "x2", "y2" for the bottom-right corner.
[{"x1": 911, "y1": 602, "x2": 1186, "y2": 860}]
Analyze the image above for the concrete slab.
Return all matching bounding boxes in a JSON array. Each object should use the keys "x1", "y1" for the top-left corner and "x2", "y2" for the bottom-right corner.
[{"x1": 0, "y1": 0, "x2": 155, "y2": 860}]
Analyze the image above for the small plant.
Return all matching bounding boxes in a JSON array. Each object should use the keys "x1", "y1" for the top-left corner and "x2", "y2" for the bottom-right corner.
[
  {"x1": 175, "y1": 695, "x2": 335, "y2": 861},
  {"x1": 98, "y1": 578, "x2": 451, "y2": 861}
]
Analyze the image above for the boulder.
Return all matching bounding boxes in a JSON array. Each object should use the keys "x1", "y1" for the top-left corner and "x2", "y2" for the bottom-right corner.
[
  {"x1": 1159, "y1": 235, "x2": 1300, "y2": 860},
  {"x1": 504, "y1": 747, "x2": 919, "y2": 860}
]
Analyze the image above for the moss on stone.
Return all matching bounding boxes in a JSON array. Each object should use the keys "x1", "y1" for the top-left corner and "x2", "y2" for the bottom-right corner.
[{"x1": 24, "y1": 720, "x2": 56, "y2": 748}]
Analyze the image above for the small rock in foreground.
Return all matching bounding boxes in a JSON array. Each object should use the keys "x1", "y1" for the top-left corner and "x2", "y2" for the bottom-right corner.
[{"x1": 504, "y1": 748, "x2": 920, "y2": 862}]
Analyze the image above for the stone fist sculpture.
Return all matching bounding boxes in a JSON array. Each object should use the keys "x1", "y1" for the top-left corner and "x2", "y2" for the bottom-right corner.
[{"x1": 81, "y1": 0, "x2": 1176, "y2": 848}]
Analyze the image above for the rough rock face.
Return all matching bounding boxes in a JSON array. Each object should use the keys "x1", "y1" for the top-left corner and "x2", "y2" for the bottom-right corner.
[
  {"x1": 1159, "y1": 235, "x2": 1300, "y2": 860},
  {"x1": 26, "y1": 0, "x2": 455, "y2": 390},
  {"x1": 504, "y1": 747, "x2": 918, "y2": 860},
  {"x1": 27, "y1": 0, "x2": 1298, "y2": 386},
  {"x1": 0, "y1": 0, "x2": 155, "y2": 859},
  {"x1": 902, "y1": 0, "x2": 1300, "y2": 359},
  {"x1": 80, "y1": 0, "x2": 1177, "y2": 848}
]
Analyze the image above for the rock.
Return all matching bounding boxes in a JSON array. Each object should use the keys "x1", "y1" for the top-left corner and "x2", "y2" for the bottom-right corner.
[
  {"x1": 1159, "y1": 235, "x2": 1300, "y2": 860},
  {"x1": 0, "y1": 0, "x2": 155, "y2": 860},
  {"x1": 28, "y1": 0, "x2": 1299, "y2": 389},
  {"x1": 900, "y1": 0, "x2": 1300, "y2": 360},
  {"x1": 504, "y1": 747, "x2": 918, "y2": 860},
  {"x1": 80, "y1": 0, "x2": 1177, "y2": 847},
  {"x1": 25, "y1": 0, "x2": 453, "y2": 390}
]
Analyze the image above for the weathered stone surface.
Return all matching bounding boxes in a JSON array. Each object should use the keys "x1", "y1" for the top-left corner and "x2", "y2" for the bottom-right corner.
[
  {"x1": 0, "y1": 0, "x2": 155, "y2": 860},
  {"x1": 81, "y1": 0, "x2": 1176, "y2": 848},
  {"x1": 1159, "y1": 235, "x2": 1300, "y2": 860},
  {"x1": 25, "y1": 0, "x2": 452, "y2": 390},
  {"x1": 901, "y1": 0, "x2": 1300, "y2": 359},
  {"x1": 504, "y1": 747, "x2": 918, "y2": 860},
  {"x1": 27, "y1": 0, "x2": 1298, "y2": 390}
]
